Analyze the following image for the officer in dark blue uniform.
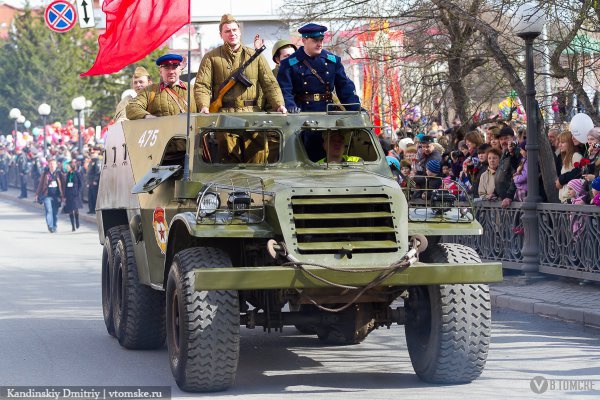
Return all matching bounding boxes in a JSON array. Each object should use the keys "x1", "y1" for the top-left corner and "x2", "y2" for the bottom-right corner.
[{"x1": 277, "y1": 23, "x2": 360, "y2": 112}]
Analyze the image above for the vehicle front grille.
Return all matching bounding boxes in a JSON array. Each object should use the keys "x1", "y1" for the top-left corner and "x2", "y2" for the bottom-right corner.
[{"x1": 290, "y1": 194, "x2": 399, "y2": 255}]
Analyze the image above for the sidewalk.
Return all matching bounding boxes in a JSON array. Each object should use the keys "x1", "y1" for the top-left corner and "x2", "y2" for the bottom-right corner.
[
  {"x1": 1, "y1": 185, "x2": 599, "y2": 329},
  {"x1": 491, "y1": 276, "x2": 600, "y2": 328}
]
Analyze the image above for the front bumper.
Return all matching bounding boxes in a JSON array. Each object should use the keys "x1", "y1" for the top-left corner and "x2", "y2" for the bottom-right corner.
[{"x1": 194, "y1": 262, "x2": 503, "y2": 290}]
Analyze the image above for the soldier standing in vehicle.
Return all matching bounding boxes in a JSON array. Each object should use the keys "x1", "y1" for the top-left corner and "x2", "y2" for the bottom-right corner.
[
  {"x1": 194, "y1": 14, "x2": 286, "y2": 114},
  {"x1": 277, "y1": 23, "x2": 360, "y2": 113},
  {"x1": 127, "y1": 54, "x2": 196, "y2": 120},
  {"x1": 114, "y1": 66, "x2": 152, "y2": 122},
  {"x1": 271, "y1": 40, "x2": 297, "y2": 77}
]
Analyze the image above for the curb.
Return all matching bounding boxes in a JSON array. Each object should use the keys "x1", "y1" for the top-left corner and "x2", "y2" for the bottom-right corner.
[{"x1": 491, "y1": 290, "x2": 600, "y2": 329}]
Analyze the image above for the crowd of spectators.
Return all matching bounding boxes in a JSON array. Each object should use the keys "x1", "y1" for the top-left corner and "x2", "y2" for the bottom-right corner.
[
  {"x1": 0, "y1": 122, "x2": 105, "y2": 216},
  {"x1": 382, "y1": 119, "x2": 600, "y2": 209}
]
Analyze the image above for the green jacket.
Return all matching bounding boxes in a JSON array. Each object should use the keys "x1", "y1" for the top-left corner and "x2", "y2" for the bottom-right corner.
[
  {"x1": 126, "y1": 82, "x2": 196, "y2": 120},
  {"x1": 194, "y1": 45, "x2": 284, "y2": 112}
]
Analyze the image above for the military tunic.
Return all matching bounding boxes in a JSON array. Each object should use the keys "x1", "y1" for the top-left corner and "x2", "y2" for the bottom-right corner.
[
  {"x1": 277, "y1": 47, "x2": 360, "y2": 112},
  {"x1": 126, "y1": 81, "x2": 196, "y2": 120},
  {"x1": 194, "y1": 45, "x2": 284, "y2": 112},
  {"x1": 114, "y1": 95, "x2": 133, "y2": 123}
]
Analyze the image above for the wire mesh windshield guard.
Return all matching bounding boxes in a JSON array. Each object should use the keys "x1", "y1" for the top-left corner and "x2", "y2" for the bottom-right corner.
[{"x1": 403, "y1": 176, "x2": 475, "y2": 223}]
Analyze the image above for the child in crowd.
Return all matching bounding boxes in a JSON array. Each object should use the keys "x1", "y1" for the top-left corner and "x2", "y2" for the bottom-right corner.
[
  {"x1": 564, "y1": 178, "x2": 588, "y2": 205},
  {"x1": 415, "y1": 159, "x2": 443, "y2": 200},
  {"x1": 441, "y1": 164, "x2": 451, "y2": 178},
  {"x1": 564, "y1": 178, "x2": 588, "y2": 236},
  {"x1": 591, "y1": 176, "x2": 600, "y2": 206},
  {"x1": 513, "y1": 141, "x2": 528, "y2": 201},
  {"x1": 398, "y1": 160, "x2": 416, "y2": 190}
]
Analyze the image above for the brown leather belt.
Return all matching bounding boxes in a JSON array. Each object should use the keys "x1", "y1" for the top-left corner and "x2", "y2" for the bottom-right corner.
[
  {"x1": 295, "y1": 93, "x2": 333, "y2": 102},
  {"x1": 221, "y1": 99, "x2": 258, "y2": 108}
]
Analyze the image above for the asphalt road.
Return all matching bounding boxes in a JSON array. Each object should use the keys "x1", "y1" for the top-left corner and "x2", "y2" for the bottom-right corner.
[{"x1": 1, "y1": 197, "x2": 599, "y2": 399}]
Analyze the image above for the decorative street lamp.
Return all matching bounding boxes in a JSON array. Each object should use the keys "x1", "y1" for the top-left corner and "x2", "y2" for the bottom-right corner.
[
  {"x1": 71, "y1": 96, "x2": 86, "y2": 155},
  {"x1": 9, "y1": 108, "x2": 21, "y2": 134},
  {"x1": 16, "y1": 115, "x2": 26, "y2": 129},
  {"x1": 38, "y1": 103, "x2": 51, "y2": 156},
  {"x1": 513, "y1": 2, "x2": 546, "y2": 277}
]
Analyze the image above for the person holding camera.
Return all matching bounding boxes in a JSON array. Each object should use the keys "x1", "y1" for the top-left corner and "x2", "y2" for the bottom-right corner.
[{"x1": 494, "y1": 125, "x2": 522, "y2": 207}]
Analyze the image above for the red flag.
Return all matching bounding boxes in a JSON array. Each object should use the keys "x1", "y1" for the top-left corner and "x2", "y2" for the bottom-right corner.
[{"x1": 81, "y1": 0, "x2": 190, "y2": 76}]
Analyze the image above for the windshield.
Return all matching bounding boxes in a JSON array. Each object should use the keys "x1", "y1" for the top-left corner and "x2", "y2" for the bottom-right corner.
[
  {"x1": 300, "y1": 129, "x2": 379, "y2": 163},
  {"x1": 200, "y1": 130, "x2": 281, "y2": 164}
]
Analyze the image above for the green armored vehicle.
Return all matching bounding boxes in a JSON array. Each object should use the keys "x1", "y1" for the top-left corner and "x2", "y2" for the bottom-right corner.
[{"x1": 97, "y1": 110, "x2": 502, "y2": 392}]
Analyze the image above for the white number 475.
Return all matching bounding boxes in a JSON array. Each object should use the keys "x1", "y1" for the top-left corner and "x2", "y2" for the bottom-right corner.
[{"x1": 138, "y1": 129, "x2": 159, "y2": 147}]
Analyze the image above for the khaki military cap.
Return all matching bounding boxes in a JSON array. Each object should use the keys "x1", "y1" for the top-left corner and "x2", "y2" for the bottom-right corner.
[
  {"x1": 133, "y1": 66, "x2": 149, "y2": 79},
  {"x1": 219, "y1": 14, "x2": 238, "y2": 31}
]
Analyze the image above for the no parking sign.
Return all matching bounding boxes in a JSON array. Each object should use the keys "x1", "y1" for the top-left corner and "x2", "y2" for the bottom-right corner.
[{"x1": 44, "y1": 0, "x2": 77, "y2": 33}]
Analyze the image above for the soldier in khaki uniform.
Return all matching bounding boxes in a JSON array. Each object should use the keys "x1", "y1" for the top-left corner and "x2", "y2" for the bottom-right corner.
[
  {"x1": 194, "y1": 14, "x2": 286, "y2": 114},
  {"x1": 271, "y1": 39, "x2": 297, "y2": 77},
  {"x1": 127, "y1": 54, "x2": 196, "y2": 120},
  {"x1": 114, "y1": 66, "x2": 152, "y2": 122}
]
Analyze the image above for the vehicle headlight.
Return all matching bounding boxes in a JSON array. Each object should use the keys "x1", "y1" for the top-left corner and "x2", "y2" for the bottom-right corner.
[
  {"x1": 227, "y1": 191, "x2": 252, "y2": 215},
  {"x1": 198, "y1": 192, "x2": 220, "y2": 217}
]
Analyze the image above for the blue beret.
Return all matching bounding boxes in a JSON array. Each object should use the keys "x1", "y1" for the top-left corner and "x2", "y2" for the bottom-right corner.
[
  {"x1": 298, "y1": 23, "x2": 327, "y2": 38},
  {"x1": 426, "y1": 159, "x2": 441, "y2": 174},
  {"x1": 156, "y1": 53, "x2": 183, "y2": 66}
]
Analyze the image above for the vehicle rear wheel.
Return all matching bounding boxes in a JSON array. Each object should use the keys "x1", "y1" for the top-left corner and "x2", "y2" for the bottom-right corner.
[
  {"x1": 166, "y1": 247, "x2": 239, "y2": 392},
  {"x1": 404, "y1": 243, "x2": 491, "y2": 383},
  {"x1": 112, "y1": 230, "x2": 166, "y2": 349},
  {"x1": 101, "y1": 225, "x2": 127, "y2": 337}
]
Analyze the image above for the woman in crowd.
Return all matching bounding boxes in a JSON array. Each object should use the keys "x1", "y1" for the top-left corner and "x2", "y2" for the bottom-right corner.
[
  {"x1": 555, "y1": 131, "x2": 583, "y2": 202},
  {"x1": 62, "y1": 159, "x2": 84, "y2": 231},
  {"x1": 582, "y1": 127, "x2": 600, "y2": 183}
]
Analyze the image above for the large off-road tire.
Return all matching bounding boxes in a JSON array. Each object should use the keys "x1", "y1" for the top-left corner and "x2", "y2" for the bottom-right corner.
[
  {"x1": 166, "y1": 247, "x2": 240, "y2": 392},
  {"x1": 405, "y1": 243, "x2": 491, "y2": 384},
  {"x1": 101, "y1": 225, "x2": 128, "y2": 337},
  {"x1": 112, "y1": 231, "x2": 166, "y2": 349},
  {"x1": 316, "y1": 303, "x2": 375, "y2": 345}
]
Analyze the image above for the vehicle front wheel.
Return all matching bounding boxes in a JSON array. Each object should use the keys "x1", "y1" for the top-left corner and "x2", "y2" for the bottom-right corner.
[
  {"x1": 166, "y1": 247, "x2": 240, "y2": 392},
  {"x1": 404, "y1": 243, "x2": 491, "y2": 384}
]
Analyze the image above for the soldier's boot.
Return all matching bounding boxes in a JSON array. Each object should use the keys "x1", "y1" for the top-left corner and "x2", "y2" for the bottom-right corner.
[
  {"x1": 69, "y1": 214, "x2": 76, "y2": 232},
  {"x1": 74, "y1": 211, "x2": 80, "y2": 229}
]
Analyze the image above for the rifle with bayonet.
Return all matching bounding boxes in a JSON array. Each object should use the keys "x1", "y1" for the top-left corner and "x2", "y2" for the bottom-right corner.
[{"x1": 209, "y1": 45, "x2": 266, "y2": 113}]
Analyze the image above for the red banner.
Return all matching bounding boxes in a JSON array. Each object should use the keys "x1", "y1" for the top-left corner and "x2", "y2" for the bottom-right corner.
[{"x1": 81, "y1": 0, "x2": 190, "y2": 76}]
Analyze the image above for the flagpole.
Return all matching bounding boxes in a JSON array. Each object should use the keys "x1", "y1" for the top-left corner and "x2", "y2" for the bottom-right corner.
[{"x1": 183, "y1": 21, "x2": 192, "y2": 181}]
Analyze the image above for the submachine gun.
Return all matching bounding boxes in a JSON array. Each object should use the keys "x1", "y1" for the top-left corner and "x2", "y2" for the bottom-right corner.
[{"x1": 209, "y1": 45, "x2": 266, "y2": 113}]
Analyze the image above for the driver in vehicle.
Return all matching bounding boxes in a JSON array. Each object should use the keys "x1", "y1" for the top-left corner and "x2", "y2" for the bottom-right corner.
[{"x1": 318, "y1": 132, "x2": 362, "y2": 164}]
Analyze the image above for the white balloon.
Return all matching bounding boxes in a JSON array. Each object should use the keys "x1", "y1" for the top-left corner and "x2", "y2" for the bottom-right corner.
[{"x1": 569, "y1": 113, "x2": 594, "y2": 143}]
